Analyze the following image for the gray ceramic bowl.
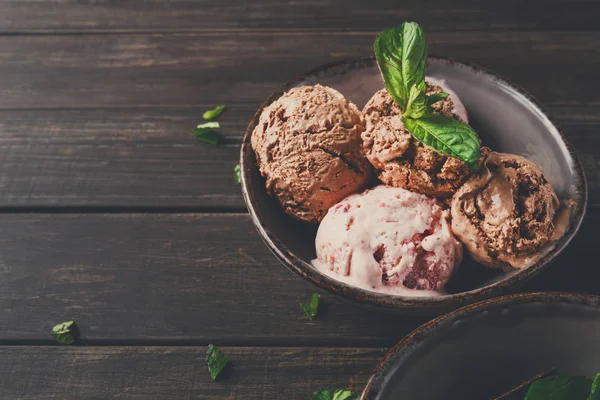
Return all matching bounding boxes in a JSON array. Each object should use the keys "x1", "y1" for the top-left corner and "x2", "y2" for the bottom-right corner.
[
  {"x1": 361, "y1": 292, "x2": 600, "y2": 399},
  {"x1": 240, "y1": 57, "x2": 587, "y2": 314}
]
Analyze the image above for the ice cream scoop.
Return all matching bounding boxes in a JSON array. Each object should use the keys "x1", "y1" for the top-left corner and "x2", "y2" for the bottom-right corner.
[
  {"x1": 251, "y1": 84, "x2": 371, "y2": 223},
  {"x1": 312, "y1": 185, "x2": 463, "y2": 296},
  {"x1": 362, "y1": 81, "x2": 476, "y2": 200},
  {"x1": 451, "y1": 151, "x2": 560, "y2": 270}
]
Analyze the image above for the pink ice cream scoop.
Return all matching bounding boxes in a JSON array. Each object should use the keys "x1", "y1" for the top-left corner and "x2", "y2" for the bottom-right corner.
[{"x1": 312, "y1": 186, "x2": 463, "y2": 296}]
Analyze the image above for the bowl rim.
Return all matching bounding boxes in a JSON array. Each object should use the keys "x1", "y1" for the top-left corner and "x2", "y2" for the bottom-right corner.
[
  {"x1": 240, "y1": 55, "x2": 588, "y2": 312},
  {"x1": 360, "y1": 291, "x2": 600, "y2": 399}
]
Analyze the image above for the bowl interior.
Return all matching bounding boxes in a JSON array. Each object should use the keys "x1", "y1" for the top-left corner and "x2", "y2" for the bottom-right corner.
[
  {"x1": 363, "y1": 293, "x2": 600, "y2": 399},
  {"x1": 241, "y1": 57, "x2": 586, "y2": 309}
]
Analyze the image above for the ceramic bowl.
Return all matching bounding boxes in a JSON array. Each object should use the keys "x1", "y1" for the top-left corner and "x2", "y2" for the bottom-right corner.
[
  {"x1": 240, "y1": 57, "x2": 587, "y2": 313},
  {"x1": 361, "y1": 292, "x2": 600, "y2": 399}
]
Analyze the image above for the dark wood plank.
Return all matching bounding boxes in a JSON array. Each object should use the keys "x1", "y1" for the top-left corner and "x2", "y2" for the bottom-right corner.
[
  {"x1": 0, "y1": 212, "x2": 431, "y2": 345},
  {"x1": 0, "y1": 346, "x2": 382, "y2": 399},
  {"x1": 0, "y1": 212, "x2": 597, "y2": 344},
  {"x1": 0, "y1": 0, "x2": 598, "y2": 32},
  {"x1": 0, "y1": 106, "x2": 598, "y2": 208},
  {"x1": 0, "y1": 32, "x2": 599, "y2": 109},
  {"x1": 0, "y1": 108, "x2": 246, "y2": 208}
]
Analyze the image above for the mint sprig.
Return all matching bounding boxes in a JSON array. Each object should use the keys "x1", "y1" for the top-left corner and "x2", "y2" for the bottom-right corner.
[
  {"x1": 374, "y1": 22, "x2": 481, "y2": 169},
  {"x1": 312, "y1": 389, "x2": 358, "y2": 400},
  {"x1": 404, "y1": 82, "x2": 429, "y2": 119}
]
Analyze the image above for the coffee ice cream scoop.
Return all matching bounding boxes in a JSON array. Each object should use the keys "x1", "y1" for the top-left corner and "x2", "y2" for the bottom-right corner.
[
  {"x1": 451, "y1": 151, "x2": 560, "y2": 269},
  {"x1": 361, "y1": 80, "x2": 476, "y2": 200},
  {"x1": 251, "y1": 84, "x2": 371, "y2": 223}
]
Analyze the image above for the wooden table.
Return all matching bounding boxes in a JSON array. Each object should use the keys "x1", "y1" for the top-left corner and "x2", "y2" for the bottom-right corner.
[{"x1": 0, "y1": 1, "x2": 599, "y2": 398}]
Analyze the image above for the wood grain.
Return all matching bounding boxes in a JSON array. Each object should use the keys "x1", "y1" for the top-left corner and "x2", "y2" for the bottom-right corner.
[
  {"x1": 0, "y1": 346, "x2": 382, "y2": 399},
  {"x1": 0, "y1": 212, "x2": 597, "y2": 345},
  {"x1": 1, "y1": 2, "x2": 597, "y2": 397},
  {"x1": 0, "y1": 106, "x2": 598, "y2": 208},
  {"x1": 0, "y1": 32, "x2": 599, "y2": 109},
  {"x1": 0, "y1": 108, "x2": 245, "y2": 208},
  {"x1": 0, "y1": 0, "x2": 598, "y2": 33}
]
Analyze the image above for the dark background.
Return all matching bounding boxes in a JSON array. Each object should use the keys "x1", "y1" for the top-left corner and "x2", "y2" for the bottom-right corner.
[{"x1": 0, "y1": 1, "x2": 598, "y2": 398}]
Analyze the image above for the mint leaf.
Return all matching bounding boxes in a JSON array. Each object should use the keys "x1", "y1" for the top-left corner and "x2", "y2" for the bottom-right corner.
[
  {"x1": 203, "y1": 105, "x2": 226, "y2": 121},
  {"x1": 52, "y1": 320, "x2": 74, "y2": 334},
  {"x1": 589, "y1": 372, "x2": 600, "y2": 400},
  {"x1": 51, "y1": 320, "x2": 76, "y2": 345},
  {"x1": 402, "y1": 114, "x2": 480, "y2": 169},
  {"x1": 525, "y1": 375, "x2": 592, "y2": 400},
  {"x1": 426, "y1": 92, "x2": 449, "y2": 106},
  {"x1": 53, "y1": 333, "x2": 75, "y2": 345},
  {"x1": 301, "y1": 293, "x2": 320, "y2": 320},
  {"x1": 312, "y1": 389, "x2": 358, "y2": 400},
  {"x1": 206, "y1": 344, "x2": 229, "y2": 380},
  {"x1": 332, "y1": 390, "x2": 358, "y2": 400},
  {"x1": 193, "y1": 122, "x2": 220, "y2": 145},
  {"x1": 234, "y1": 164, "x2": 241, "y2": 184},
  {"x1": 374, "y1": 22, "x2": 427, "y2": 110},
  {"x1": 404, "y1": 84, "x2": 430, "y2": 119}
]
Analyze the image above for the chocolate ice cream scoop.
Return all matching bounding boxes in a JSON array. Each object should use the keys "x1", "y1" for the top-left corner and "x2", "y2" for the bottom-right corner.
[
  {"x1": 451, "y1": 151, "x2": 560, "y2": 269},
  {"x1": 251, "y1": 84, "x2": 371, "y2": 224},
  {"x1": 362, "y1": 81, "x2": 476, "y2": 200}
]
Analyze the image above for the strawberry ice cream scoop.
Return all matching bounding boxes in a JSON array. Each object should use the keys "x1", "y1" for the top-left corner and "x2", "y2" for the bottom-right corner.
[{"x1": 312, "y1": 186, "x2": 462, "y2": 296}]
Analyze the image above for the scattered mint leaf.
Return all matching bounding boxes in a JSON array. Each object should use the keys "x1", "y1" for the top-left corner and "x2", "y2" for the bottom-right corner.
[
  {"x1": 51, "y1": 320, "x2": 76, "y2": 345},
  {"x1": 234, "y1": 164, "x2": 241, "y2": 184},
  {"x1": 203, "y1": 105, "x2": 226, "y2": 121},
  {"x1": 426, "y1": 92, "x2": 449, "y2": 106},
  {"x1": 312, "y1": 389, "x2": 358, "y2": 400},
  {"x1": 402, "y1": 114, "x2": 480, "y2": 169},
  {"x1": 589, "y1": 372, "x2": 600, "y2": 400},
  {"x1": 54, "y1": 333, "x2": 75, "y2": 345},
  {"x1": 374, "y1": 22, "x2": 427, "y2": 110},
  {"x1": 524, "y1": 375, "x2": 592, "y2": 400},
  {"x1": 193, "y1": 122, "x2": 220, "y2": 145},
  {"x1": 206, "y1": 344, "x2": 229, "y2": 380},
  {"x1": 52, "y1": 320, "x2": 74, "y2": 334},
  {"x1": 301, "y1": 293, "x2": 320, "y2": 320}
]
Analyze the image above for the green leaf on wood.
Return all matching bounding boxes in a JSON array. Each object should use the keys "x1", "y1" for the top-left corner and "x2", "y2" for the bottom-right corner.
[
  {"x1": 203, "y1": 105, "x2": 226, "y2": 121},
  {"x1": 301, "y1": 293, "x2": 320, "y2": 320},
  {"x1": 206, "y1": 344, "x2": 229, "y2": 380},
  {"x1": 193, "y1": 122, "x2": 220, "y2": 145},
  {"x1": 51, "y1": 320, "x2": 76, "y2": 345}
]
